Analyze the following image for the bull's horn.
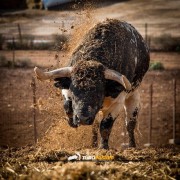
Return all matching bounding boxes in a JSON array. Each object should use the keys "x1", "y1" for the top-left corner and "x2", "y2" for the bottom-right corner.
[
  {"x1": 104, "y1": 69, "x2": 131, "y2": 91},
  {"x1": 34, "y1": 67, "x2": 73, "y2": 80}
]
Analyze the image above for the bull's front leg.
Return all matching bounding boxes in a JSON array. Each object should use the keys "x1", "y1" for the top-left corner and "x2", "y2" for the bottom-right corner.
[
  {"x1": 100, "y1": 93, "x2": 126, "y2": 149},
  {"x1": 124, "y1": 89, "x2": 140, "y2": 148},
  {"x1": 99, "y1": 114, "x2": 115, "y2": 149}
]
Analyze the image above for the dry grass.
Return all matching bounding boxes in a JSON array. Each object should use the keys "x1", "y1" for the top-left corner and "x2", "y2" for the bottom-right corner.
[{"x1": 0, "y1": 146, "x2": 179, "y2": 179}]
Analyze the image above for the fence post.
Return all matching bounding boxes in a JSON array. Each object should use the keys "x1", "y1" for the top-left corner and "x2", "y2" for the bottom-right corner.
[
  {"x1": 17, "y1": 24, "x2": 22, "y2": 45},
  {"x1": 169, "y1": 79, "x2": 180, "y2": 144},
  {"x1": 12, "y1": 37, "x2": 15, "y2": 68},
  {"x1": 173, "y1": 79, "x2": 176, "y2": 140},
  {"x1": 145, "y1": 23, "x2": 148, "y2": 43},
  {"x1": 31, "y1": 77, "x2": 38, "y2": 144},
  {"x1": 149, "y1": 84, "x2": 153, "y2": 144},
  {"x1": 148, "y1": 36, "x2": 151, "y2": 50},
  {"x1": 144, "y1": 84, "x2": 153, "y2": 147}
]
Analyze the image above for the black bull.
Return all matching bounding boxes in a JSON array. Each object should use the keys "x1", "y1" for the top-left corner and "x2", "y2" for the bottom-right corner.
[{"x1": 34, "y1": 19, "x2": 150, "y2": 149}]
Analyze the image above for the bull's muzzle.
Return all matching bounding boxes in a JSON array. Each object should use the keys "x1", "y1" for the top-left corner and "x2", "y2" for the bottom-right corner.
[
  {"x1": 67, "y1": 117, "x2": 78, "y2": 128},
  {"x1": 73, "y1": 114, "x2": 94, "y2": 126}
]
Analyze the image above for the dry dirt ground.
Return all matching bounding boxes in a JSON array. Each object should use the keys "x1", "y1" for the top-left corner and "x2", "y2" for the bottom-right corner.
[
  {"x1": 0, "y1": 50, "x2": 179, "y2": 148},
  {"x1": 0, "y1": 0, "x2": 180, "y2": 179},
  {"x1": 1, "y1": 50, "x2": 180, "y2": 69},
  {"x1": 0, "y1": 51, "x2": 179, "y2": 179}
]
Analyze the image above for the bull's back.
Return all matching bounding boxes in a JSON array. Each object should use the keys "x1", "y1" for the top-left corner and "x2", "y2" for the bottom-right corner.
[{"x1": 70, "y1": 19, "x2": 150, "y2": 89}]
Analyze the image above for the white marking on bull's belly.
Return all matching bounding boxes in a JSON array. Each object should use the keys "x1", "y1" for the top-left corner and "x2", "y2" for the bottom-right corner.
[
  {"x1": 100, "y1": 87, "x2": 141, "y2": 119},
  {"x1": 100, "y1": 92, "x2": 127, "y2": 118},
  {"x1": 62, "y1": 89, "x2": 71, "y2": 100}
]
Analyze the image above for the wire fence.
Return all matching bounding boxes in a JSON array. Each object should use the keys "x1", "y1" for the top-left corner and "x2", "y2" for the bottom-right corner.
[
  {"x1": 0, "y1": 22, "x2": 179, "y2": 148},
  {"x1": 0, "y1": 70, "x2": 179, "y2": 148},
  {"x1": 0, "y1": 23, "x2": 180, "y2": 52}
]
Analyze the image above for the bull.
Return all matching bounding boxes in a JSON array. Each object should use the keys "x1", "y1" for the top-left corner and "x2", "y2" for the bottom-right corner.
[{"x1": 34, "y1": 19, "x2": 150, "y2": 149}]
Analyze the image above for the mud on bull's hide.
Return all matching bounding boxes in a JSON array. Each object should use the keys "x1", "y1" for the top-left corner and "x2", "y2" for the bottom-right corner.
[
  {"x1": 71, "y1": 60, "x2": 105, "y2": 90},
  {"x1": 69, "y1": 19, "x2": 149, "y2": 88}
]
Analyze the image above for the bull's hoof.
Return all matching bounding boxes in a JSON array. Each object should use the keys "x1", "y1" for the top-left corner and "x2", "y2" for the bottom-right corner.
[
  {"x1": 99, "y1": 144, "x2": 109, "y2": 150},
  {"x1": 129, "y1": 143, "x2": 136, "y2": 148}
]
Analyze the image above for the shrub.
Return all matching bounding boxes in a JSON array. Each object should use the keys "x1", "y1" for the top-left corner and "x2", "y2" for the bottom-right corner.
[
  {"x1": 4, "y1": 34, "x2": 69, "y2": 50},
  {"x1": 0, "y1": 55, "x2": 9, "y2": 67},
  {"x1": 0, "y1": 55, "x2": 33, "y2": 68},
  {"x1": 6, "y1": 35, "x2": 35, "y2": 50},
  {"x1": 34, "y1": 42, "x2": 54, "y2": 50},
  {"x1": 16, "y1": 58, "x2": 33, "y2": 68},
  {"x1": 153, "y1": 34, "x2": 180, "y2": 52},
  {"x1": 149, "y1": 62, "x2": 164, "y2": 71}
]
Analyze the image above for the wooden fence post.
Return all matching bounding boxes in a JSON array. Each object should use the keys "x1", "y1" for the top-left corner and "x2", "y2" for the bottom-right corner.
[
  {"x1": 12, "y1": 37, "x2": 15, "y2": 68},
  {"x1": 144, "y1": 84, "x2": 153, "y2": 147},
  {"x1": 149, "y1": 84, "x2": 153, "y2": 145},
  {"x1": 31, "y1": 77, "x2": 38, "y2": 144},
  {"x1": 169, "y1": 79, "x2": 180, "y2": 144},
  {"x1": 148, "y1": 36, "x2": 151, "y2": 50},
  {"x1": 173, "y1": 79, "x2": 176, "y2": 140},
  {"x1": 145, "y1": 23, "x2": 148, "y2": 43},
  {"x1": 17, "y1": 23, "x2": 22, "y2": 45}
]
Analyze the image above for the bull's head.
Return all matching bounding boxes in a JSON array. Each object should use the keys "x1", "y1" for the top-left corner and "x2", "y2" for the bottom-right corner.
[{"x1": 34, "y1": 60, "x2": 131, "y2": 127}]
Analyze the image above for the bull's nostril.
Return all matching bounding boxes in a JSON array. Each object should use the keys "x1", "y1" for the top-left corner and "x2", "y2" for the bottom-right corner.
[{"x1": 87, "y1": 119, "x2": 93, "y2": 125}]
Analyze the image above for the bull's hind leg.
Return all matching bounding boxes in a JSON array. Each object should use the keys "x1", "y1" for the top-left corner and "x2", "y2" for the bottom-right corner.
[{"x1": 124, "y1": 89, "x2": 140, "y2": 147}]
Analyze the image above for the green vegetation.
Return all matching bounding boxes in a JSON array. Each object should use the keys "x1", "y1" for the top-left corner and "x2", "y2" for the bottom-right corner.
[
  {"x1": 0, "y1": 55, "x2": 33, "y2": 68},
  {"x1": 149, "y1": 61, "x2": 164, "y2": 71},
  {"x1": 153, "y1": 34, "x2": 180, "y2": 52}
]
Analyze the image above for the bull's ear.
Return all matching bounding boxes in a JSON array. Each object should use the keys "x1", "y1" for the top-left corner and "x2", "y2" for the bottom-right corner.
[
  {"x1": 104, "y1": 69, "x2": 131, "y2": 91},
  {"x1": 54, "y1": 77, "x2": 71, "y2": 89}
]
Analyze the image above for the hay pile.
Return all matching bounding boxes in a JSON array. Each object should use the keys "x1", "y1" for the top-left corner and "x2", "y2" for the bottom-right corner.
[{"x1": 0, "y1": 146, "x2": 179, "y2": 179}]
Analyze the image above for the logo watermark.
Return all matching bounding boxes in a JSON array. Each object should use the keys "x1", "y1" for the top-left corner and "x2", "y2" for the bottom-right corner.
[{"x1": 68, "y1": 153, "x2": 114, "y2": 161}]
